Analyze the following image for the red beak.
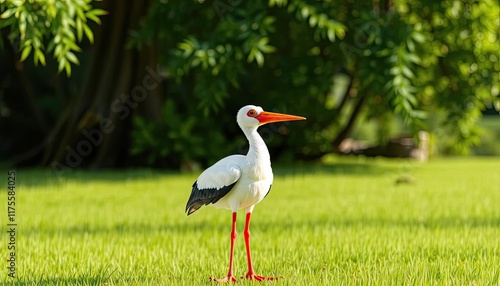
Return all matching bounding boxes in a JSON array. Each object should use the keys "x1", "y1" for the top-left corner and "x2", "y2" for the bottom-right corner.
[{"x1": 255, "y1": 111, "x2": 306, "y2": 125}]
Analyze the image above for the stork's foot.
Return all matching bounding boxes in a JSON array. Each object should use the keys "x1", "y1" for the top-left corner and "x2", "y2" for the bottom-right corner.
[
  {"x1": 243, "y1": 272, "x2": 283, "y2": 281},
  {"x1": 209, "y1": 275, "x2": 237, "y2": 283}
]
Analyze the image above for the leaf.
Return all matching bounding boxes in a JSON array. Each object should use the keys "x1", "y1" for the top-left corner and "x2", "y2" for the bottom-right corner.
[
  {"x1": 247, "y1": 48, "x2": 255, "y2": 63},
  {"x1": 336, "y1": 25, "x2": 346, "y2": 39},
  {"x1": 85, "y1": 12, "x2": 101, "y2": 24},
  {"x1": 301, "y1": 6, "x2": 310, "y2": 18},
  {"x1": 194, "y1": 49, "x2": 206, "y2": 58},
  {"x1": 407, "y1": 39, "x2": 415, "y2": 52},
  {"x1": 83, "y1": 24, "x2": 94, "y2": 43},
  {"x1": 62, "y1": 28, "x2": 76, "y2": 41},
  {"x1": 402, "y1": 90, "x2": 417, "y2": 105},
  {"x1": 34, "y1": 48, "x2": 46, "y2": 66},
  {"x1": 402, "y1": 99, "x2": 412, "y2": 112},
  {"x1": 67, "y1": 1, "x2": 76, "y2": 18},
  {"x1": 208, "y1": 56, "x2": 216, "y2": 67},
  {"x1": 407, "y1": 53, "x2": 421, "y2": 64},
  {"x1": 18, "y1": 13, "x2": 26, "y2": 39},
  {"x1": 411, "y1": 110, "x2": 427, "y2": 119},
  {"x1": 178, "y1": 42, "x2": 192, "y2": 52},
  {"x1": 258, "y1": 37, "x2": 269, "y2": 46},
  {"x1": 89, "y1": 9, "x2": 108, "y2": 17},
  {"x1": 257, "y1": 37, "x2": 276, "y2": 53},
  {"x1": 32, "y1": 37, "x2": 42, "y2": 49},
  {"x1": 307, "y1": 15, "x2": 316, "y2": 28},
  {"x1": 58, "y1": 57, "x2": 67, "y2": 73},
  {"x1": 393, "y1": 75, "x2": 404, "y2": 86},
  {"x1": 64, "y1": 61, "x2": 71, "y2": 76},
  {"x1": 47, "y1": 4, "x2": 57, "y2": 18},
  {"x1": 327, "y1": 29, "x2": 335, "y2": 42},
  {"x1": 63, "y1": 38, "x2": 82, "y2": 52},
  {"x1": 20, "y1": 45, "x2": 32, "y2": 61},
  {"x1": 76, "y1": 6, "x2": 86, "y2": 21},
  {"x1": 76, "y1": 18, "x2": 83, "y2": 41},
  {"x1": 0, "y1": 8, "x2": 15, "y2": 19},
  {"x1": 66, "y1": 51, "x2": 79, "y2": 65},
  {"x1": 389, "y1": 66, "x2": 401, "y2": 75},
  {"x1": 412, "y1": 32, "x2": 426, "y2": 43},
  {"x1": 178, "y1": 41, "x2": 194, "y2": 57},
  {"x1": 259, "y1": 44, "x2": 276, "y2": 53},
  {"x1": 54, "y1": 44, "x2": 63, "y2": 60},
  {"x1": 401, "y1": 65, "x2": 414, "y2": 78},
  {"x1": 254, "y1": 50, "x2": 264, "y2": 67},
  {"x1": 263, "y1": 16, "x2": 276, "y2": 26},
  {"x1": 270, "y1": 0, "x2": 287, "y2": 7},
  {"x1": 85, "y1": 9, "x2": 107, "y2": 24}
]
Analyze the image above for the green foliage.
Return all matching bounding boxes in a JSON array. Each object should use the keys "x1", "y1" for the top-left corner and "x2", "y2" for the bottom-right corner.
[
  {"x1": 2, "y1": 0, "x2": 498, "y2": 167},
  {"x1": 131, "y1": 99, "x2": 228, "y2": 166},
  {"x1": 341, "y1": 10, "x2": 428, "y2": 131},
  {"x1": 0, "y1": 0, "x2": 106, "y2": 75},
  {"x1": 4, "y1": 158, "x2": 500, "y2": 284},
  {"x1": 128, "y1": 0, "x2": 498, "y2": 166},
  {"x1": 394, "y1": 0, "x2": 500, "y2": 154},
  {"x1": 130, "y1": 0, "x2": 347, "y2": 165}
]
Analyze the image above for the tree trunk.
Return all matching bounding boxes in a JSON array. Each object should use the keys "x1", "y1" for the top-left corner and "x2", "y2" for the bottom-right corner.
[
  {"x1": 333, "y1": 72, "x2": 354, "y2": 116},
  {"x1": 332, "y1": 91, "x2": 367, "y2": 151},
  {"x1": 41, "y1": 0, "x2": 162, "y2": 170}
]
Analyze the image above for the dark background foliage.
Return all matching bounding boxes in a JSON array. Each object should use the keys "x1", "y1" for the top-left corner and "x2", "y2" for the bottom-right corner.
[{"x1": 0, "y1": 0, "x2": 498, "y2": 169}]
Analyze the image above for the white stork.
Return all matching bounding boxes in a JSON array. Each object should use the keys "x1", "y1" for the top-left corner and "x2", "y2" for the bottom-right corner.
[{"x1": 185, "y1": 105, "x2": 306, "y2": 282}]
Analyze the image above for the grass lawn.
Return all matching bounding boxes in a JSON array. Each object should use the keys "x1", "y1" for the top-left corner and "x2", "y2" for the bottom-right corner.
[{"x1": 1, "y1": 157, "x2": 499, "y2": 285}]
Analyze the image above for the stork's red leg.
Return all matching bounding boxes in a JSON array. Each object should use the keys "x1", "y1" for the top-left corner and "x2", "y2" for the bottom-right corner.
[
  {"x1": 210, "y1": 212, "x2": 238, "y2": 283},
  {"x1": 243, "y1": 212, "x2": 281, "y2": 281}
]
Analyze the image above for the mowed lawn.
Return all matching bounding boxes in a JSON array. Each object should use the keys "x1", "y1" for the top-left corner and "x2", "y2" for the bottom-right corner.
[{"x1": 1, "y1": 157, "x2": 499, "y2": 285}]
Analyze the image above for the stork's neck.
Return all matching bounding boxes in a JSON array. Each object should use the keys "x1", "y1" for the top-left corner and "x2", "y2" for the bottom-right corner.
[{"x1": 243, "y1": 127, "x2": 270, "y2": 163}]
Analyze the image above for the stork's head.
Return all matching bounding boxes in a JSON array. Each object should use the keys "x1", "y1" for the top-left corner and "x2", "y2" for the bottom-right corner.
[{"x1": 237, "y1": 105, "x2": 306, "y2": 129}]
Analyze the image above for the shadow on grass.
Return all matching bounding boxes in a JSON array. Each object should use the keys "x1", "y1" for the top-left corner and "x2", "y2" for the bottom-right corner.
[
  {"x1": 257, "y1": 216, "x2": 500, "y2": 231},
  {"x1": 20, "y1": 215, "x2": 500, "y2": 238},
  {"x1": 13, "y1": 168, "x2": 173, "y2": 188},
  {"x1": 21, "y1": 220, "x2": 230, "y2": 237},
  {"x1": 273, "y1": 160, "x2": 401, "y2": 177},
  {"x1": 14, "y1": 158, "x2": 404, "y2": 188}
]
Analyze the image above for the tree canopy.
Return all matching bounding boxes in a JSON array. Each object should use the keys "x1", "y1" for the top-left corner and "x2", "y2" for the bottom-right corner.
[
  {"x1": 0, "y1": 0, "x2": 106, "y2": 75},
  {"x1": 0, "y1": 0, "x2": 498, "y2": 169}
]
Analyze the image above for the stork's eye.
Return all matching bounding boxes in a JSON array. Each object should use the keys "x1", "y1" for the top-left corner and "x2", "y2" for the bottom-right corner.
[{"x1": 247, "y1": 109, "x2": 258, "y2": 117}]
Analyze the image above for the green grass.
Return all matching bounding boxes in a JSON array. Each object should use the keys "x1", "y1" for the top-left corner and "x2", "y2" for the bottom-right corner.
[{"x1": 1, "y1": 157, "x2": 500, "y2": 285}]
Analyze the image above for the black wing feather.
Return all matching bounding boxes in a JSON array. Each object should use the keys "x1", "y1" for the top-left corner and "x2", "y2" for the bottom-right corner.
[
  {"x1": 263, "y1": 184, "x2": 272, "y2": 199},
  {"x1": 185, "y1": 181, "x2": 238, "y2": 215}
]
